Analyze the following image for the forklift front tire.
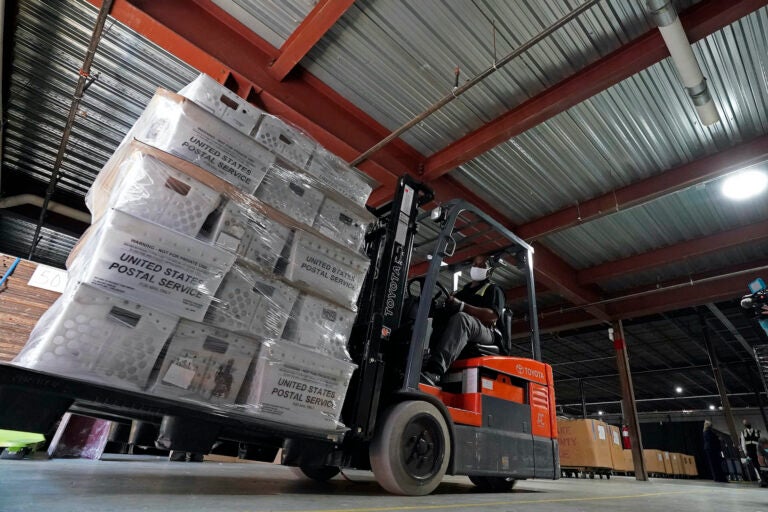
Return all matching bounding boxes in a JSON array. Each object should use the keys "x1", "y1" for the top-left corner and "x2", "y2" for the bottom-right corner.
[
  {"x1": 370, "y1": 400, "x2": 450, "y2": 496},
  {"x1": 469, "y1": 475, "x2": 517, "y2": 492},
  {"x1": 290, "y1": 465, "x2": 341, "y2": 482}
]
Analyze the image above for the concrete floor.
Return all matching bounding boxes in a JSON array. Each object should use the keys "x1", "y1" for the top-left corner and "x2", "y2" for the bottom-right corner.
[{"x1": 0, "y1": 455, "x2": 765, "y2": 512}]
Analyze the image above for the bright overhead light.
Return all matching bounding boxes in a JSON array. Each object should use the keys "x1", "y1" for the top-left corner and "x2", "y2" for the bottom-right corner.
[
  {"x1": 722, "y1": 170, "x2": 768, "y2": 200},
  {"x1": 598, "y1": 410, "x2": 604, "y2": 416},
  {"x1": 675, "y1": 386, "x2": 683, "y2": 394},
  {"x1": 709, "y1": 404, "x2": 716, "y2": 411}
]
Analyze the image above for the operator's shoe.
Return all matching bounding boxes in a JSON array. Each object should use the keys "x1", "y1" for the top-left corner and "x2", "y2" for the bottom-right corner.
[{"x1": 420, "y1": 371, "x2": 441, "y2": 387}]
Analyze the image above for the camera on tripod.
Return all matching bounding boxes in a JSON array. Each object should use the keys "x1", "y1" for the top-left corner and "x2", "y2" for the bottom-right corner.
[{"x1": 741, "y1": 289, "x2": 768, "y2": 315}]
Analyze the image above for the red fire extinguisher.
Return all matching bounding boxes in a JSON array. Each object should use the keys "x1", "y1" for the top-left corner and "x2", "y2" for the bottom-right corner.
[{"x1": 621, "y1": 425, "x2": 631, "y2": 449}]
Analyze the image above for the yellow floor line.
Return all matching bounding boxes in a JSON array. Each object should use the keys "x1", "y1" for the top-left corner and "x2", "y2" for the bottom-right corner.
[{"x1": 254, "y1": 490, "x2": 692, "y2": 512}]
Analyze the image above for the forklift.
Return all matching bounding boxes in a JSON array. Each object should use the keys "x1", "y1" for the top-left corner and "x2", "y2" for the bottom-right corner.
[{"x1": 0, "y1": 175, "x2": 558, "y2": 496}]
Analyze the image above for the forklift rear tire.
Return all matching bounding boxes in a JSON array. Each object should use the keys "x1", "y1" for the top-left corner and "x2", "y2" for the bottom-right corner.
[
  {"x1": 370, "y1": 400, "x2": 450, "y2": 496},
  {"x1": 469, "y1": 476, "x2": 516, "y2": 492},
  {"x1": 291, "y1": 465, "x2": 341, "y2": 482}
]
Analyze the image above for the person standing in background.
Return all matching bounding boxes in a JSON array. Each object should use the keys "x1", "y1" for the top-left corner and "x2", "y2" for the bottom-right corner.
[
  {"x1": 703, "y1": 420, "x2": 728, "y2": 483},
  {"x1": 742, "y1": 419, "x2": 767, "y2": 486}
]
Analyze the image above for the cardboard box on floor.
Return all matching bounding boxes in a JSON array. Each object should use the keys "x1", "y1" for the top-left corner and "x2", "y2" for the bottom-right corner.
[
  {"x1": 607, "y1": 425, "x2": 628, "y2": 471},
  {"x1": 621, "y1": 449, "x2": 634, "y2": 472},
  {"x1": 662, "y1": 451, "x2": 673, "y2": 475},
  {"x1": 557, "y1": 418, "x2": 613, "y2": 469},
  {"x1": 670, "y1": 452, "x2": 684, "y2": 475},
  {"x1": 643, "y1": 449, "x2": 666, "y2": 474},
  {"x1": 682, "y1": 454, "x2": 699, "y2": 477}
]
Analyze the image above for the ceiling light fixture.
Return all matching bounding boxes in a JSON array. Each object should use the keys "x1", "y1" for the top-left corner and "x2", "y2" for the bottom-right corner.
[
  {"x1": 598, "y1": 410, "x2": 604, "y2": 416},
  {"x1": 675, "y1": 386, "x2": 683, "y2": 394},
  {"x1": 722, "y1": 170, "x2": 768, "y2": 201},
  {"x1": 708, "y1": 404, "x2": 716, "y2": 411}
]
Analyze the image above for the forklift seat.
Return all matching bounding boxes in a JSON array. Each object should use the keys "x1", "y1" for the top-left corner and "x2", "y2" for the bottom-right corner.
[{"x1": 457, "y1": 309, "x2": 512, "y2": 358}]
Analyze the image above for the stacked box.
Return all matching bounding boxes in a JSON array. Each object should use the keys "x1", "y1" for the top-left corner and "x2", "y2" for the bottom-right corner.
[
  {"x1": 682, "y1": 455, "x2": 698, "y2": 477},
  {"x1": 14, "y1": 284, "x2": 177, "y2": 391},
  {"x1": 68, "y1": 209, "x2": 235, "y2": 322},
  {"x1": 282, "y1": 293, "x2": 355, "y2": 360},
  {"x1": 254, "y1": 166, "x2": 324, "y2": 226},
  {"x1": 178, "y1": 73, "x2": 264, "y2": 135},
  {"x1": 253, "y1": 115, "x2": 315, "y2": 169},
  {"x1": 607, "y1": 425, "x2": 627, "y2": 471},
  {"x1": 670, "y1": 452, "x2": 684, "y2": 476},
  {"x1": 557, "y1": 419, "x2": 613, "y2": 469},
  {"x1": 201, "y1": 200, "x2": 292, "y2": 273},
  {"x1": 622, "y1": 450, "x2": 634, "y2": 473},
  {"x1": 238, "y1": 341, "x2": 355, "y2": 430},
  {"x1": 643, "y1": 449, "x2": 667, "y2": 474},
  {"x1": 152, "y1": 320, "x2": 259, "y2": 405},
  {"x1": 307, "y1": 148, "x2": 373, "y2": 207},
  {"x1": 284, "y1": 230, "x2": 370, "y2": 310},
  {"x1": 120, "y1": 89, "x2": 276, "y2": 194},
  {"x1": 662, "y1": 451, "x2": 672, "y2": 475},
  {"x1": 16, "y1": 75, "x2": 372, "y2": 433},
  {"x1": 205, "y1": 264, "x2": 299, "y2": 339}
]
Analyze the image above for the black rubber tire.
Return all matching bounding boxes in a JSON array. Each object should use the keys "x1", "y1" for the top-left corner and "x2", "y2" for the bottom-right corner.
[
  {"x1": 370, "y1": 400, "x2": 450, "y2": 496},
  {"x1": 469, "y1": 475, "x2": 517, "y2": 492},
  {"x1": 290, "y1": 465, "x2": 341, "y2": 482}
]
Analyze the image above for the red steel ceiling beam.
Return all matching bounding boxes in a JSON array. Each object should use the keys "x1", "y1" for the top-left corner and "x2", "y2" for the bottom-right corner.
[
  {"x1": 91, "y1": 0, "x2": 612, "y2": 323},
  {"x1": 420, "y1": 0, "x2": 767, "y2": 182},
  {"x1": 516, "y1": 134, "x2": 768, "y2": 241},
  {"x1": 577, "y1": 219, "x2": 768, "y2": 285},
  {"x1": 268, "y1": 0, "x2": 356, "y2": 82},
  {"x1": 523, "y1": 258, "x2": 767, "y2": 332}
]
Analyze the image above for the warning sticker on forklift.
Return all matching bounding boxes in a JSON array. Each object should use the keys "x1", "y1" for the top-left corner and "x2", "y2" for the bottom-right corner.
[{"x1": 481, "y1": 378, "x2": 494, "y2": 390}]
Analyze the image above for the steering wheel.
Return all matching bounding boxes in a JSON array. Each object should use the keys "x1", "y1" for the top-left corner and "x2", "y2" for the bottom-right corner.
[{"x1": 407, "y1": 277, "x2": 451, "y2": 310}]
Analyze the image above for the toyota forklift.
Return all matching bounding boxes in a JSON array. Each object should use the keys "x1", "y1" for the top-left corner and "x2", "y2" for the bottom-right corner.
[{"x1": 0, "y1": 175, "x2": 558, "y2": 496}]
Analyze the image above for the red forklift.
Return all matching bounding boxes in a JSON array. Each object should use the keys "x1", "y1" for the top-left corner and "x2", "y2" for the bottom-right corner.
[{"x1": 0, "y1": 176, "x2": 558, "y2": 495}]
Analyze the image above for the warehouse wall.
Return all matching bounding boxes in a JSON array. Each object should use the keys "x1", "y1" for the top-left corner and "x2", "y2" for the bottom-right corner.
[{"x1": 0, "y1": 253, "x2": 60, "y2": 361}]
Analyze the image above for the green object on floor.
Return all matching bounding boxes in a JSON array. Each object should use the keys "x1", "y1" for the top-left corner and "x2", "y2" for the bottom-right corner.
[{"x1": 0, "y1": 429, "x2": 45, "y2": 449}]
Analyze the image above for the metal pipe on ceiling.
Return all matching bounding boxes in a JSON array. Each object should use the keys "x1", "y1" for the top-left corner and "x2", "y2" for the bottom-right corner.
[
  {"x1": 646, "y1": 0, "x2": 720, "y2": 126},
  {"x1": 27, "y1": 0, "x2": 113, "y2": 261},
  {"x1": 349, "y1": 0, "x2": 602, "y2": 168},
  {"x1": 548, "y1": 263, "x2": 768, "y2": 315},
  {"x1": 0, "y1": 194, "x2": 91, "y2": 224},
  {"x1": 559, "y1": 391, "x2": 765, "y2": 408}
]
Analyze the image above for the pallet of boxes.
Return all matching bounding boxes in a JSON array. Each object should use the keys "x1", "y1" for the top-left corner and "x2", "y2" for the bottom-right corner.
[
  {"x1": 12, "y1": 74, "x2": 375, "y2": 438},
  {"x1": 557, "y1": 418, "x2": 614, "y2": 479},
  {"x1": 607, "y1": 424, "x2": 634, "y2": 475},
  {"x1": 642, "y1": 449, "x2": 668, "y2": 477}
]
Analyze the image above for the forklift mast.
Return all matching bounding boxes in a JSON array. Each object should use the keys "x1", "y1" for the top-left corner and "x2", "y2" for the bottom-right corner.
[{"x1": 344, "y1": 176, "x2": 433, "y2": 439}]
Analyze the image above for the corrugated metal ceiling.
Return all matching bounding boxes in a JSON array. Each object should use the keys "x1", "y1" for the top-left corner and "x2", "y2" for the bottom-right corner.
[{"x1": 2, "y1": 0, "x2": 198, "y2": 201}]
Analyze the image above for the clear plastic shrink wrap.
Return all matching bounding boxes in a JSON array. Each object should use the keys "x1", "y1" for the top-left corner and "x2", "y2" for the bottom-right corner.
[
  {"x1": 15, "y1": 75, "x2": 379, "y2": 432},
  {"x1": 151, "y1": 319, "x2": 259, "y2": 405},
  {"x1": 14, "y1": 284, "x2": 178, "y2": 391},
  {"x1": 115, "y1": 89, "x2": 275, "y2": 195},
  {"x1": 238, "y1": 341, "x2": 356, "y2": 430}
]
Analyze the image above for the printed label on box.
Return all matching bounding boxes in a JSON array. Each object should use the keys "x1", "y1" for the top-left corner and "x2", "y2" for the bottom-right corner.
[
  {"x1": 163, "y1": 359, "x2": 197, "y2": 389},
  {"x1": 598, "y1": 425, "x2": 606, "y2": 440},
  {"x1": 78, "y1": 210, "x2": 235, "y2": 320},
  {"x1": 28, "y1": 264, "x2": 69, "y2": 293}
]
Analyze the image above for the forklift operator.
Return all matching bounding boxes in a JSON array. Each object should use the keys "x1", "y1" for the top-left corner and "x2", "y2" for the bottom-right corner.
[{"x1": 421, "y1": 255, "x2": 505, "y2": 386}]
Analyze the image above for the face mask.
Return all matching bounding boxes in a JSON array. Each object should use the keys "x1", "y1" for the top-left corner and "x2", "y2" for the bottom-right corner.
[{"x1": 469, "y1": 266, "x2": 489, "y2": 281}]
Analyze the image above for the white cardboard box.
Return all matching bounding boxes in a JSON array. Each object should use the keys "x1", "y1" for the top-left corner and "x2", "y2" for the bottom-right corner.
[
  {"x1": 109, "y1": 153, "x2": 222, "y2": 237},
  {"x1": 71, "y1": 209, "x2": 235, "y2": 321},
  {"x1": 284, "y1": 230, "x2": 369, "y2": 309},
  {"x1": 254, "y1": 166, "x2": 324, "y2": 227},
  {"x1": 178, "y1": 74, "x2": 265, "y2": 136},
  {"x1": 205, "y1": 265, "x2": 299, "y2": 339},
  {"x1": 152, "y1": 319, "x2": 259, "y2": 405},
  {"x1": 15, "y1": 283, "x2": 178, "y2": 391},
  {"x1": 128, "y1": 90, "x2": 275, "y2": 194},
  {"x1": 307, "y1": 149, "x2": 373, "y2": 207},
  {"x1": 240, "y1": 341, "x2": 355, "y2": 430},
  {"x1": 253, "y1": 115, "x2": 315, "y2": 169},
  {"x1": 313, "y1": 197, "x2": 369, "y2": 251},
  {"x1": 282, "y1": 293, "x2": 354, "y2": 360}
]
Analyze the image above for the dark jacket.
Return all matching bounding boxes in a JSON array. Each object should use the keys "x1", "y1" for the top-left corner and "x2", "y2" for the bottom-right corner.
[{"x1": 703, "y1": 428, "x2": 721, "y2": 452}]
